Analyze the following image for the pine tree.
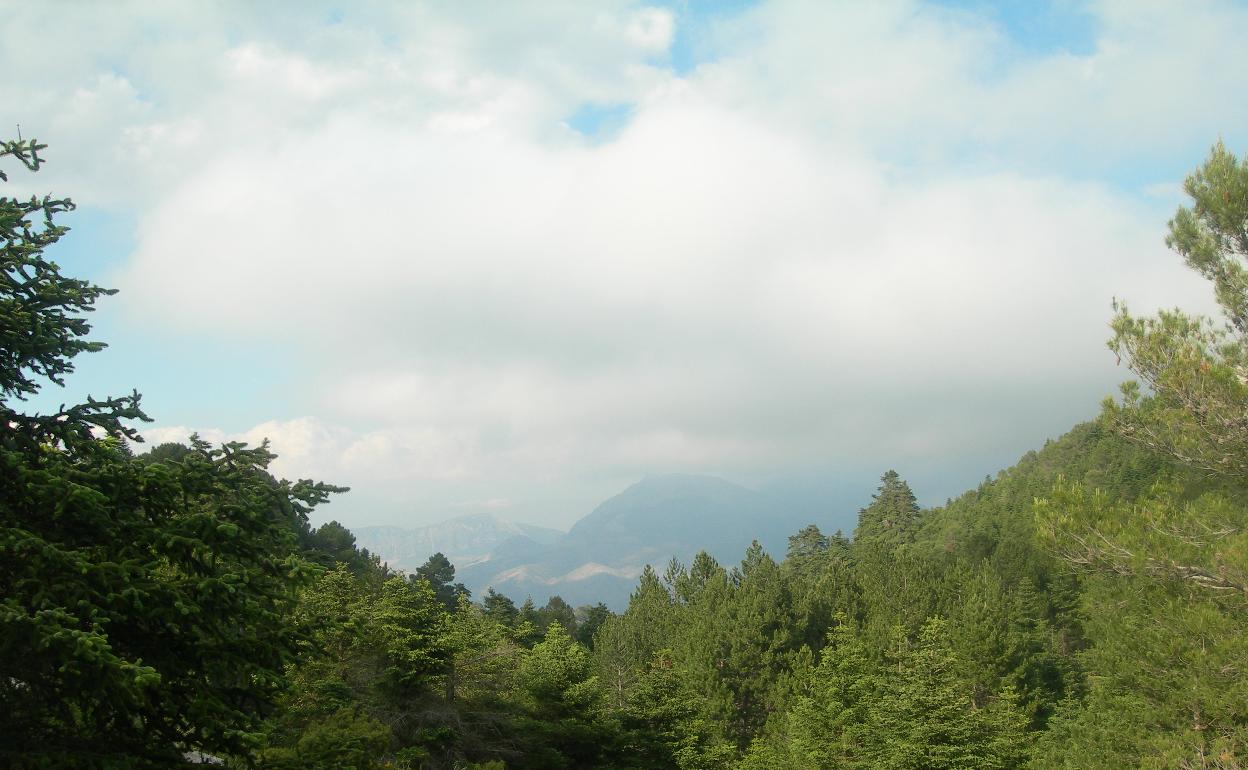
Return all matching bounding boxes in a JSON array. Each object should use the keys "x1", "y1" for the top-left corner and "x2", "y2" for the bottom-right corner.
[
  {"x1": 1034, "y1": 144, "x2": 1248, "y2": 765},
  {"x1": 618, "y1": 650, "x2": 735, "y2": 770},
  {"x1": 539, "y1": 595, "x2": 577, "y2": 636},
  {"x1": 1106, "y1": 140, "x2": 1248, "y2": 479},
  {"x1": 720, "y1": 542, "x2": 801, "y2": 744},
  {"x1": 783, "y1": 524, "x2": 862, "y2": 655}
]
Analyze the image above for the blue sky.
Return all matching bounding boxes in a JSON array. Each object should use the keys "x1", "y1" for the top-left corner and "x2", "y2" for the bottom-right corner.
[{"x1": 5, "y1": 0, "x2": 1247, "y2": 529}]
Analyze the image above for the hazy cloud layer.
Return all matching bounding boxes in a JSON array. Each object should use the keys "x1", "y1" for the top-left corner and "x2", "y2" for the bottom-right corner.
[{"x1": 6, "y1": 1, "x2": 1243, "y2": 528}]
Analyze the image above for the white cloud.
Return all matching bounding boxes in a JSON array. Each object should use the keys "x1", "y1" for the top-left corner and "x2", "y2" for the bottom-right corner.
[
  {"x1": 8, "y1": 1, "x2": 1245, "y2": 527},
  {"x1": 623, "y1": 7, "x2": 676, "y2": 51}
]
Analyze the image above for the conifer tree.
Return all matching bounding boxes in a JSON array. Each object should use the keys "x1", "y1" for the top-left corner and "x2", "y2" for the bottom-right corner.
[
  {"x1": 414, "y1": 552, "x2": 471, "y2": 611},
  {"x1": 1054, "y1": 141, "x2": 1248, "y2": 597},
  {"x1": 515, "y1": 624, "x2": 617, "y2": 768},
  {"x1": 574, "y1": 602, "x2": 612, "y2": 649},
  {"x1": 853, "y1": 470, "x2": 922, "y2": 545},
  {"x1": 1106, "y1": 140, "x2": 1248, "y2": 479},
  {"x1": 261, "y1": 567, "x2": 454, "y2": 767},
  {"x1": 540, "y1": 595, "x2": 577, "y2": 635},
  {"x1": 483, "y1": 587, "x2": 520, "y2": 627},
  {"x1": 0, "y1": 138, "x2": 343, "y2": 766},
  {"x1": 862, "y1": 618, "x2": 1029, "y2": 770},
  {"x1": 783, "y1": 524, "x2": 861, "y2": 655},
  {"x1": 618, "y1": 649, "x2": 735, "y2": 770},
  {"x1": 720, "y1": 542, "x2": 801, "y2": 744},
  {"x1": 741, "y1": 614, "x2": 877, "y2": 770},
  {"x1": 1035, "y1": 144, "x2": 1248, "y2": 766},
  {"x1": 594, "y1": 565, "x2": 677, "y2": 707}
]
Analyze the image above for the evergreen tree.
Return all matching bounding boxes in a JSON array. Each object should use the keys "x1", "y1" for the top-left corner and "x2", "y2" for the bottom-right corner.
[
  {"x1": 673, "y1": 550, "x2": 722, "y2": 604},
  {"x1": 862, "y1": 618, "x2": 1029, "y2": 770},
  {"x1": 719, "y1": 542, "x2": 801, "y2": 744},
  {"x1": 619, "y1": 650, "x2": 736, "y2": 770},
  {"x1": 515, "y1": 624, "x2": 618, "y2": 769},
  {"x1": 260, "y1": 567, "x2": 454, "y2": 768},
  {"x1": 574, "y1": 602, "x2": 612, "y2": 649},
  {"x1": 415, "y1": 552, "x2": 471, "y2": 611},
  {"x1": 1106, "y1": 140, "x2": 1248, "y2": 479},
  {"x1": 483, "y1": 588, "x2": 520, "y2": 627},
  {"x1": 785, "y1": 524, "x2": 830, "y2": 575},
  {"x1": 301, "y1": 519, "x2": 385, "y2": 579},
  {"x1": 540, "y1": 595, "x2": 577, "y2": 636},
  {"x1": 783, "y1": 524, "x2": 862, "y2": 655},
  {"x1": 853, "y1": 470, "x2": 922, "y2": 546},
  {"x1": 515, "y1": 597, "x2": 544, "y2": 646},
  {"x1": 260, "y1": 565, "x2": 392, "y2": 770},
  {"x1": 439, "y1": 597, "x2": 526, "y2": 767},
  {"x1": 0, "y1": 138, "x2": 343, "y2": 766},
  {"x1": 594, "y1": 565, "x2": 677, "y2": 707},
  {"x1": 1034, "y1": 142, "x2": 1248, "y2": 766},
  {"x1": 740, "y1": 615, "x2": 877, "y2": 770}
]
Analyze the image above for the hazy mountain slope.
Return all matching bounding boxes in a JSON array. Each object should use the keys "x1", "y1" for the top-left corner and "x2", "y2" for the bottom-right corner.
[
  {"x1": 564, "y1": 473, "x2": 801, "y2": 564},
  {"x1": 351, "y1": 474, "x2": 860, "y2": 609},
  {"x1": 457, "y1": 474, "x2": 851, "y2": 609},
  {"x1": 352, "y1": 513, "x2": 562, "y2": 572}
]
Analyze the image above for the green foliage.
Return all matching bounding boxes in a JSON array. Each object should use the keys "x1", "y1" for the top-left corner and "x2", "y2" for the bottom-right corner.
[
  {"x1": 746, "y1": 616, "x2": 1029, "y2": 770},
  {"x1": 1033, "y1": 486, "x2": 1248, "y2": 768},
  {"x1": 1032, "y1": 142, "x2": 1248, "y2": 768},
  {"x1": 595, "y1": 564, "x2": 681, "y2": 714},
  {"x1": 259, "y1": 707, "x2": 391, "y2": 770},
  {"x1": 0, "y1": 140, "x2": 343, "y2": 767},
  {"x1": 784, "y1": 525, "x2": 861, "y2": 656},
  {"x1": 300, "y1": 519, "x2": 387, "y2": 581},
  {"x1": 619, "y1": 650, "x2": 736, "y2": 770},
  {"x1": 574, "y1": 602, "x2": 613, "y2": 649},
  {"x1": 0, "y1": 138, "x2": 112, "y2": 401},
  {"x1": 483, "y1": 587, "x2": 520, "y2": 627},
  {"x1": 740, "y1": 615, "x2": 877, "y2": 770},
  {"x1": 514, "y1": 623, "x2": 618, "y2": 769},
  {"x1": 853, "y1": 470, "x2": 922, "y2": 546},
  {"x1": 414, "y1": 551, "x2": 471, "y2": 611},
  {"x1": 259, "y1": 566, "x2": 454, "y2": 767},
  {"x1": 862, "y1": 618, "x2": 1029, "y2": 770},
  {"x1": 718, "y1": 542, "x2": 803, "y2": 743},
  {"x1": 1106, "y1": 140, "x2": 1248, "y2": 477}
]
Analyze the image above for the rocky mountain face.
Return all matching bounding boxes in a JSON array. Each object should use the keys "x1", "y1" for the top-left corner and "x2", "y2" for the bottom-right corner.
[{"x1": 353, "y1": 474, "x2": 859, "y2": 610}]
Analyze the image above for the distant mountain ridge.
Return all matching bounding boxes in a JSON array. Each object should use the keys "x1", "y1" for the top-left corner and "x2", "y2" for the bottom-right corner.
[
  {"x1": 352, "y1": 513, "x2": 562, "y2": 572},
  {"x1": 352, "y1": 474, "x2": 860, "y2": 610}
]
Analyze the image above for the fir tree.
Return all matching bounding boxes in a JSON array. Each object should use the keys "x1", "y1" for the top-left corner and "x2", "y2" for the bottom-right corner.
[
  {"x1": 0, "y1": 138, "x2": 343, "y2": 766},
  {"x1": 853, "y1": 470, "x2": 922, "y2": 546}
]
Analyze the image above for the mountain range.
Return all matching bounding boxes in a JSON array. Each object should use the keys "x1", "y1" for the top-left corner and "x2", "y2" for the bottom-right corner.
[
  {"x1": 352, "y1": 515, "x2": 562, "y2": 573},
  {"x1": 351, "y1": 473, "x2": 861, "y2": 609}
]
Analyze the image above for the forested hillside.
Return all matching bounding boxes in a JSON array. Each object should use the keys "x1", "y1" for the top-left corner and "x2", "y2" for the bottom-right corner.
[{"x1": 4, "y1": 139, "x2": 1248, "y2": 768}]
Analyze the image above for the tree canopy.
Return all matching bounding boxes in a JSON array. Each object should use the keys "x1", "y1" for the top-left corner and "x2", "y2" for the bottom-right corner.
[{"x1": 0, "y1": 138, "x2": 342, "y2": 766}]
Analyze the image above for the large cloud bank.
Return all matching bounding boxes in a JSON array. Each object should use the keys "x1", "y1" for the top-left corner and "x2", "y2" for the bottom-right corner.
[{"x1": 6, "y1": 1, "x2": 1246, "y2": 527}]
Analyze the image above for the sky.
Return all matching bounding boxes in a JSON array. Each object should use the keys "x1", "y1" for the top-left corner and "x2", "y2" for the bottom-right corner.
[{"x1": 5, "y1": 0, "x2": 1248, "y2": 531}]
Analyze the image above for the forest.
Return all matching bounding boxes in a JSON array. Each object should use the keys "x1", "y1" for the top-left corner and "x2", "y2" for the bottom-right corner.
[{"x1": 3, "y1": 136, "x2": 1248, "y2": 769}]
